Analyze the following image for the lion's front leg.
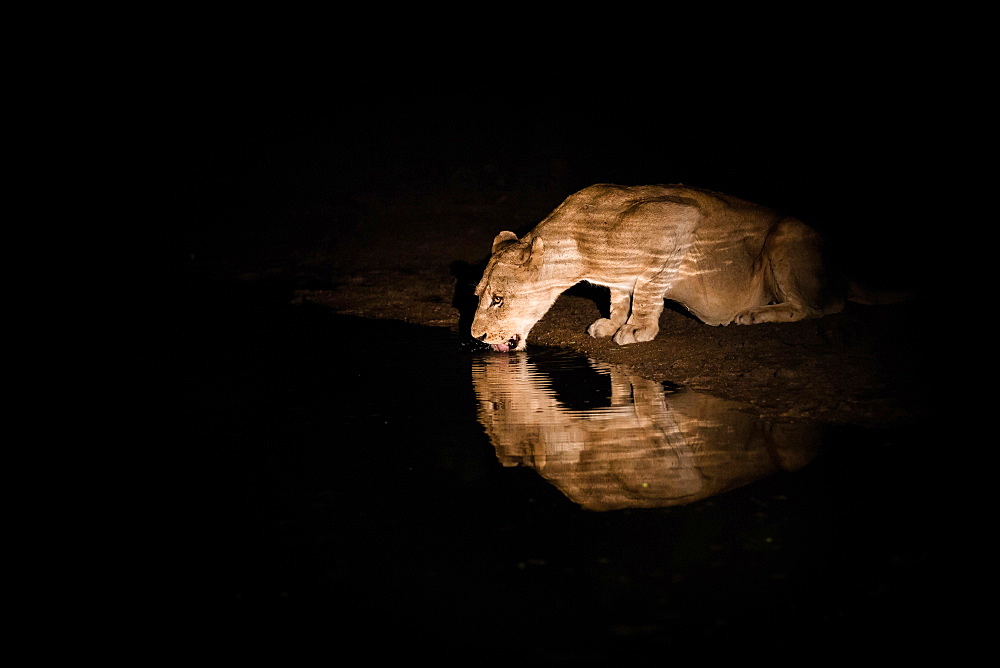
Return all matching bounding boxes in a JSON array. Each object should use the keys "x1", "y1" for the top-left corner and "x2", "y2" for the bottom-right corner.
[
  {"x1": 613, "y1": 315, "x2": 661, "y2": 345},
  {"x1": 587, "y1": 287, "x2": 631, "y2": 338},
  {"x1": 612, "y1": 291, "x2": 664, "y2": 346}
]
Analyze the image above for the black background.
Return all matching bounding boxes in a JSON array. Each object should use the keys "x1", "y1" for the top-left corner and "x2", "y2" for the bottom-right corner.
[
  {"x1": 173, "y1": 62, "x2": 940, "y2": 291},
  {"x1": 163, "y1": 49, "x2": 962, "y2": 661}
]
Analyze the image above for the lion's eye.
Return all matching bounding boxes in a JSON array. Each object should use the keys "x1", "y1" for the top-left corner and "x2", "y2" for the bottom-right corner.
[{"x1": 490, "y1": 295, "x2": 504, "y2": 307}]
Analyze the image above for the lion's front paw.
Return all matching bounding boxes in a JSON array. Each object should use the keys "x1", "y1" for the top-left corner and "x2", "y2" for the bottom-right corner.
[
  {"x1": 587, "y1": 318, "x2": 619, "y2": 338},
  {"x1": 613, "y1": 323, "x2": 659, "y2": 346}
]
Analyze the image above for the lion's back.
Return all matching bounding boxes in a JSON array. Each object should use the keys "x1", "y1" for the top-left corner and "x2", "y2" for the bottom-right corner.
[
  {"x1": 541, "y1": 183, "x2": 772, "y2": 243},
  {"x1": 535, "y1": 184, "x2": 760, "y2": 287}
]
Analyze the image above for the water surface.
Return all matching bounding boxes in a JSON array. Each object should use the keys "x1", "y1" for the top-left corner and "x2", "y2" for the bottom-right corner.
[
  {"x1": 174, "y1": 289, "x2": 954, "y2": 660},
  {"x1": 473, "y1": 348, "x2": 819, "y2": 510}
]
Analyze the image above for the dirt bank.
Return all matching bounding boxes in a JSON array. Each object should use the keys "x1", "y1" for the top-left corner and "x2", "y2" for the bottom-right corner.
[
  {"x1": 295, "y1": 277, "x2": 923, "y2": 429},
  {"x1": 186, "y1": 181, "x2": 928, "y2": 431}
]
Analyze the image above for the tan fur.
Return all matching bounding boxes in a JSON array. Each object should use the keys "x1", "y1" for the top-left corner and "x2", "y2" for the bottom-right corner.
[
  {"x1": 472, "y1": 353, "x2": 819, "y2": 510},
  {"x1": 472, "y1": 184, "x2": 846, "y2": 350}
]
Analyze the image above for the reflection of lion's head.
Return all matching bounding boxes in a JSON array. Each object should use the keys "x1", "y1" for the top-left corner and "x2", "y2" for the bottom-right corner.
[{"x1": 472, "y1": 352, "x2": 819, "y2": 511}]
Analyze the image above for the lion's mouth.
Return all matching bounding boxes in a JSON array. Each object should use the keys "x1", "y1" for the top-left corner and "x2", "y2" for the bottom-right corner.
[{"x1": 490, "y1": 334, "x2": 521, "y2": 352}]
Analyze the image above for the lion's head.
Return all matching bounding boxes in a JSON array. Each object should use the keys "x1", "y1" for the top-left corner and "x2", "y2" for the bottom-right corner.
[{"x1": 471, "y1": 231, "x2": 560, "y2": 352}]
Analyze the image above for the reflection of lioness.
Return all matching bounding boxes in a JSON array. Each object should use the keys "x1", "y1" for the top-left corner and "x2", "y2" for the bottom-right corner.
[
  {"x1": 472, "y1": 352, "x2": 818, "y2": 511},
  {"x1": 473, "y1": 183, "x2": 866, "y2": 351}
]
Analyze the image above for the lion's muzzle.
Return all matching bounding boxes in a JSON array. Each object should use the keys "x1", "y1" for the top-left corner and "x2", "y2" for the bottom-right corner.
[{"x1": 477, "y1": 333, "x2": 521, "y2": 353}]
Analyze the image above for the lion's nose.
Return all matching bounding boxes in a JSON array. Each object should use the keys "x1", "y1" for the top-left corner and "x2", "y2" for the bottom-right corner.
[{"x1": 476, "y1": 333, "x2": 487, "y2": 341}]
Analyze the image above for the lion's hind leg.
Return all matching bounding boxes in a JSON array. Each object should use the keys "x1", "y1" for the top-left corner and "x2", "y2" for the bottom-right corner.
[
  {"x1": 734, "y1": 218, "x2": 843, "y2": 325},
  {"x1": 734, "y1": 302, "x2": 821, "y2": 325}
]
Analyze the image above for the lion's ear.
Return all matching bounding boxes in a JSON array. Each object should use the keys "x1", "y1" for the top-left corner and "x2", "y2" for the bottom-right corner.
[
  {"x1": 526, "y1": 236, "x2": 544, "y2": 270},
  {"x1": 491, "y1": 231, "x2": 519, "y2": 254}
]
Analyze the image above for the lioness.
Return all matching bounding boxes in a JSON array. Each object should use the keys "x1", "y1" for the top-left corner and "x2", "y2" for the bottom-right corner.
[{"x1": 473, "y1": 184, "x2": 859, "y2": 351}]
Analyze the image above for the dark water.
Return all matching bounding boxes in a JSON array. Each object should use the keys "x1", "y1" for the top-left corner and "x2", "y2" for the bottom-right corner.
[{"x1": 173, "y1": 280, "x2": 955, "y2": 660}]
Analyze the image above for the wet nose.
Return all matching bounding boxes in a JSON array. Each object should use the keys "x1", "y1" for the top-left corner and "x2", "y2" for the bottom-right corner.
[{"x1": 476, "y1": 333, "x2": 487, "y2": 341}]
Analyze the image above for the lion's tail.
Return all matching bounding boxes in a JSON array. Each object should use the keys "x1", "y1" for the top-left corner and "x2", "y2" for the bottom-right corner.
[{"x1": 847, "y1": 280, "x2": 915, "y2": 306}]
